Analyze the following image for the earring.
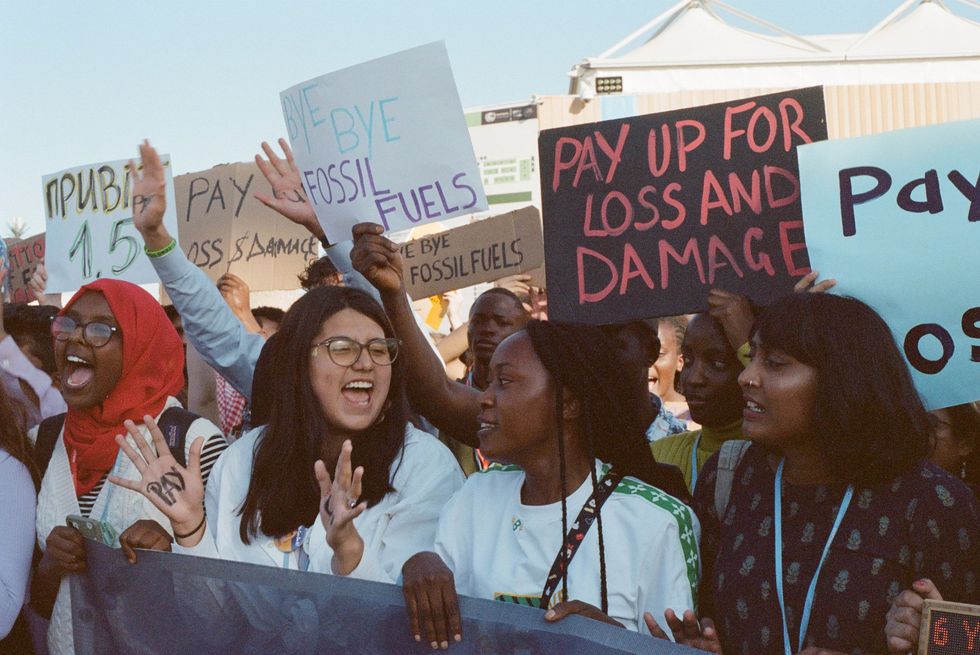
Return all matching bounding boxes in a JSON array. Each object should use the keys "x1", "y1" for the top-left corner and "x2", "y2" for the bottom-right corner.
[{"x1": 961, "y1": 459, "x2": 968, "y2": 480}]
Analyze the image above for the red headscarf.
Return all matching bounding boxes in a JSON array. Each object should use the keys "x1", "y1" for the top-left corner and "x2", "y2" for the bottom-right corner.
[{"x1": 60, "y1": 279, "x2": 184, "y2": 496}]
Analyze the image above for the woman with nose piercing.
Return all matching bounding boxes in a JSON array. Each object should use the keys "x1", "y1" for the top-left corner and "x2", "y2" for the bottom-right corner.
[{"x1": 647, "y1": 292, "x2": 979, "y2": 655}]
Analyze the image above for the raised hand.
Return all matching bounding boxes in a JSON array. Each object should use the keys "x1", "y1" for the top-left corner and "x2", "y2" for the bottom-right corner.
[
  {"x1": 350, "y1": 223, "x2": 405, "y2": 296},
  {"x1": 402, "y1": 551, "x2": 462, "y2": 650},
  {"x1": 315, "y1": 439, "x2": 367, "y2": 575},
  {"x1": 27, "y1": 261, "x2": 62, "y2": 308},
  {"x1": 793, "y1": 270, "x2": 837, "y2": 294},
  {"x1": 119, "y1": 519, "x2": 173, "y2": 565},
  {"x1": 645, "y1": 609, "x2": 724, "y2": 654},
  {"x1": 254, "y1": 138, "x2": 324, "y2": 239},
  {"x1": 129, "y1": 140, "x2": 173, "y2": 251},
  {"x1": 108, "y1": 416, "x2": 206, "y2": 544},
  {"x1": 707, "y1": 288, "x2": 755, "y2": 351}
]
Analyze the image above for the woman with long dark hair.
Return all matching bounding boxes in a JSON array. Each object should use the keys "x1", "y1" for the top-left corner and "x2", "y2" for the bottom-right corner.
[
  {"x1": 0, "y1": 384, "x2": 36, "y2": 652},
  {"x1": 651, "y1": 293, "x2": 979, "y2": 655},
  {"x1": 401, "y1": 320, "x2": 698, "y2": 648},
  {"x1": 113, "y1": 285, "x2": 464, "y2": 580}
]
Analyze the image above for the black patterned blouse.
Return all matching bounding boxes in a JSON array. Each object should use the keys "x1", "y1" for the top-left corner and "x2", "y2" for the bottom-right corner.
[{"x1": 694, "y1": 444, "x2": 979, "y2": 655}]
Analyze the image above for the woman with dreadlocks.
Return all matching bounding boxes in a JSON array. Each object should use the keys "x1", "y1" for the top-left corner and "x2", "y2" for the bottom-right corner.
[{"x1": 401, "y1": 320, "x2": 699, "y2": 649}]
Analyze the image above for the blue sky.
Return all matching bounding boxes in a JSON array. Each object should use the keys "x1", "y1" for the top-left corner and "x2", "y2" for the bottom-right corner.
[{"x1": 3, "y1": 0, "x2": 979, "y2": 236}]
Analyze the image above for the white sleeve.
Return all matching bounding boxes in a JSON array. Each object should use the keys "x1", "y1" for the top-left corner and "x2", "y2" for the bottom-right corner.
[
  {"x1": 636, "y1": 507, "x2": 700, "y2": 637},
  {"x1": 345, "y1": 437, "x2": 464, "y2": 584},
  {"x1": 432, "y1": 484, "x2": 472, "y2": 594}
]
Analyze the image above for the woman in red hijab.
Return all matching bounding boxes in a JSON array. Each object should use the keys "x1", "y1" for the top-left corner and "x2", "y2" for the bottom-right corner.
[{"x1": 30, "y1": 279, "x2": 227, "y2": 655}]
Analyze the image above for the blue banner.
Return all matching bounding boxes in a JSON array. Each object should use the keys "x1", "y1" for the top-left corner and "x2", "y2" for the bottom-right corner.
[{"x1": 71, "y1": 540, "x2": 700, "y2": 654}]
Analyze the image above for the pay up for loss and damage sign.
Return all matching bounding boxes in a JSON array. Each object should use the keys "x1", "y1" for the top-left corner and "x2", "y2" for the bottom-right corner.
[
  {"x1": 540, "y1": 87, "x2": 827, "y2": 324},
  {"x1": 799, "y1": 118, "x2": 980, "y2": 410},
  {"x1": 42, "y1": 157, "x2": 180, "y2": 293},
  {"x1": 174, "y1": 162, "x2": 319, "y2": 291},
  {"x1": 280, "y1": 41, "x2": 488, "y2": 245},
  {"x1": 398, "y1": 206, "x2": 545, "y2": 299}
]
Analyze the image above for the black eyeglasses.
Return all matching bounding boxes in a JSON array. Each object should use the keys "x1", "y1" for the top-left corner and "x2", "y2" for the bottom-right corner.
[
  {"x1": 51, "y1": 315, "x2": 119, "y2": 348},
  {"x1": 311, "y1": 337, "x2": 400, "y2": 367}
]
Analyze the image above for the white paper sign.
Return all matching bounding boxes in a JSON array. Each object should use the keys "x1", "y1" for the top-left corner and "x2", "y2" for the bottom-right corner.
[
  {"x1": 42, "y1": 156, "x2": 179, "y2": 293},
  {"x1": 280, "y1": 41, "x2": 487, "y2": 244}
]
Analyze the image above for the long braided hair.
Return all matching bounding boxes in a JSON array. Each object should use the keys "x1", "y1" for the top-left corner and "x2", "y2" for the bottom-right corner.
[{"x1": 525, "y1": 320, "x2": 688, "y2": 612}]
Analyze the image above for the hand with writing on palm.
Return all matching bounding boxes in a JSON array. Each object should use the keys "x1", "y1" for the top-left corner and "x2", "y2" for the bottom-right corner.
[
  {"x1": 316, "y1": 439, "x2": 368, "y2": 575},
  {"x1": 109, "y1": 415, "x2": 206, "y2": 542}
]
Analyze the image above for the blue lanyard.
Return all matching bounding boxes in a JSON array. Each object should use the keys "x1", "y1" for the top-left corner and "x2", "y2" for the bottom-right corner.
[
  {"x1": 773, "y1": 458, "x2": 853, "y2": 655},
  {"x1": 689, "y1": 431, "x2": 702, "y2": 490}
]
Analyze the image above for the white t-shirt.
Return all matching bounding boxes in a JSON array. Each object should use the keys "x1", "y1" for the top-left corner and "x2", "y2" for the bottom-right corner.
[
  {"x1": 176, "y1": 423, "x2": 464, "y2": 583},
  {"x1": 434, "y1": 461, "x2": 700, "y2": 633}
]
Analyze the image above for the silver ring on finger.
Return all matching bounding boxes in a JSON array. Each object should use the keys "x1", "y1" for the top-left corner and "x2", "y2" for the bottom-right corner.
[{"x1": 348, "y1": 497, "x2": 358, "y2": 509}]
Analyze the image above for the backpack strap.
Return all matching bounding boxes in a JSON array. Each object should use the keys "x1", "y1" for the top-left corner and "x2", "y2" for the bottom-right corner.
[
  {"x1": 714, "y1": 440, "x2": 752, "y2": 520},
  {"x1": 35, "y1": 413, "x2": 67, "y2": 480},
  {"x1": 155, "y1": 406, "x2": 203, "y2": 468}
]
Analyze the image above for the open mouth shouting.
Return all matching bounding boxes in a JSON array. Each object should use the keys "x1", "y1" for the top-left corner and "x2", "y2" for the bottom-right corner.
[
  {"x1": 341, "y1": 380, "x2": 375, "y2": 409},
  {"x1": 63, "y1": 352, "x2": 96, "y2": 391}
]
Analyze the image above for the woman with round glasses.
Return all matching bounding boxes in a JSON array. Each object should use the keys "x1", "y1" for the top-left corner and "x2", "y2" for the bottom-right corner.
[
  {"x1": 30, "y1": 279, "x2": 227, "y2": 655},
  {"x1": 111, "y1": 284, "x2": 465, "y2": 582}
]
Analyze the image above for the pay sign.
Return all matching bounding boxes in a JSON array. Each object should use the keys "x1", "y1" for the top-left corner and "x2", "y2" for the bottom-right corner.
[
  {"x1": 799, "y1": 119, "x2": 980, "y2": 410},
  {"x1": 42, "y1": 157, "x2": 179, "y2": 293}
]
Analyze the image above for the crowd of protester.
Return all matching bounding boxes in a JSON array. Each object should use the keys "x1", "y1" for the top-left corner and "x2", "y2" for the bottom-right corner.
[{"x1": 0, "y1": 138, "x2": 976, "y2": 655}]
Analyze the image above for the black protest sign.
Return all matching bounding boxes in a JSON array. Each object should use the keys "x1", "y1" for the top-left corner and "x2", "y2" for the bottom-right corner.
[
  {"x1": 919, "y1": 599, "x2": 980, "y2": 654},
  {"x1": 539, "y1": 87, "x2": 827, "y2": 324},
  {"x1": 399, "y1": 206, "x2": 544, "y2": 299}
]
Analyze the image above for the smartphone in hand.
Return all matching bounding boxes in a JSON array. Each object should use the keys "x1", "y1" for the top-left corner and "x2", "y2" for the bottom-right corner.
[{"x1": 66, "y1": 514, "x2": 119, "y2": 548}]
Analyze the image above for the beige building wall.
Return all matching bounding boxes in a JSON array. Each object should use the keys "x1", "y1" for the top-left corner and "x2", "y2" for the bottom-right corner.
[{"x1": 536, "y1": 82, "x2": 980, "y2": 139}]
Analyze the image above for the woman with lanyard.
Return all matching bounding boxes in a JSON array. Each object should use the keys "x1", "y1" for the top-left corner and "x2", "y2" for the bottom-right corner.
[
  {"x1": 400, "y1": 320, "x2": 698, "y2": 649},
  {"x1": 30, "y1": 278, "x2": 227, "y2": 655},
  {"x1": 648, "y1": 292, "x2": 979, "y2": 655}
]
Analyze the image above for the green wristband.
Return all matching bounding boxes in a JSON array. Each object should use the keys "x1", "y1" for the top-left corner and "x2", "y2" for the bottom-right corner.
[{"x1": 145, "y1": 239, "x2": 177, "y2": 258}]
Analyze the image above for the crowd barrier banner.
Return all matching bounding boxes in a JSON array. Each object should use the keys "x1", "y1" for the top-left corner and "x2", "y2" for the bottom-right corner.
[
  {"x1": 174, "y1": 162, "x2": 320, "y2": 291},
  {"x1": 798, "y1": 118, "x2": 980, "y2": 410},
  {"x1": 71, "y1": 540, "x2": 699, "y2": 655},
  {"x1": 41, "y1": 156, "x2": 179, "y2": 293},
  {"x1": 539, "y1": 87, "x2": 827, "y2": 324},
  {"x1": 5, "y1": 233, "x2": 45, "y2": 302},
  {"x1": 399, "y1": 206, "x2": 545, "y2": 299},
  {"x1": 281, "y1": 41, "x2": 487, "y2": 245}
]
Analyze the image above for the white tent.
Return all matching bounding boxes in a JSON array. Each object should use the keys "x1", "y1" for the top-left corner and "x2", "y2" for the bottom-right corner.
[{"x1": 569, "y1": 0, "x2": 980, "y2": 97}]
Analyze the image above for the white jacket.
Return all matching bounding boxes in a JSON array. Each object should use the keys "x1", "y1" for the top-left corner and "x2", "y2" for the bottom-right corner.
[
  {"x1": 32, "y1": 396, "x2": 222, "y2": 655},
  {"x1": 175, "y1": 424, "x2": 465, "y2": 583}
]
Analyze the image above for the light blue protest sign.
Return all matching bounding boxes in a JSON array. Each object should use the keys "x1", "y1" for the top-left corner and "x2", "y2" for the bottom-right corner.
[
  {"x1": 280, "y1": 42, "x2": 487, "y2": 245},
  {"x1": 799, "y1": 119, "x2": 980, "y2": 409}
]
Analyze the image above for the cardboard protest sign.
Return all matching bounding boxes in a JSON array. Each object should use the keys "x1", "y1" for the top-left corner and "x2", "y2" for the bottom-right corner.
[
  {"x1": 174, "y1": 162, "x2": 319, "y2": 291},
  {"x1": 798, "y1": 118, "x2": 980, "y2": 410},
  {"x1": 539, "y1": 87, "x2": 827, "y2": 324},
  {"x1": 41, "y1": 157, "x2": 179, "y2": 293},
  {"x1": 5, "y1": 234, "x2": 45, "y2": 303},
  {"x1": 280, "y1": 41, "x2": 487, "y2": 244},
  {"x1": 918, "y1": 599, "x2": 980, "y2": 655},
  {"x1": 398, "y1": 206, "x2": 544, "y2": 299}
]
